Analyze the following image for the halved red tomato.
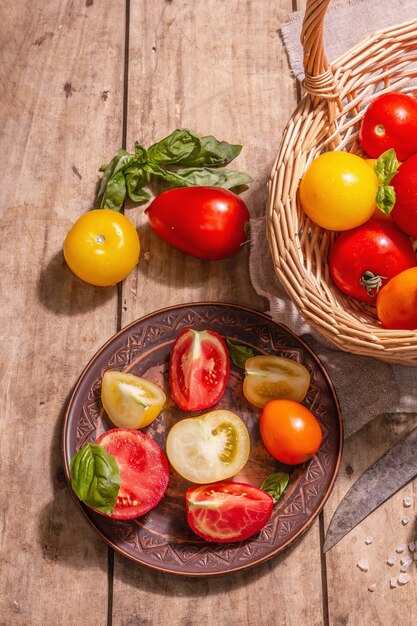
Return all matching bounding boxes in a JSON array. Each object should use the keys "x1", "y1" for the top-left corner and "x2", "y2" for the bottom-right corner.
[
  {"x1": 169, "y1": 329, "x2": 230, "y2": 411},
  {"x1": 96, "y1": 429, "x2": 169, "y2": 520},
  {"x1": 186, "y1": 481, "x2": 274, "y2": 543}
]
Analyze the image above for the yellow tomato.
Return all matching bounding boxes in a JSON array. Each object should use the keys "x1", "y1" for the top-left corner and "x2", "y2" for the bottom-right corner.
[
  {"x1": 166, "y1": 410, "x2": 250, "y2": 484},
  {"x1": 299, "y1": 152, "x2": 379, "y2": 230},
  {"x1": 101, "y1": 371, "x2": 166, "y2": 429},
  {"x1": 64, "y1": 209, "x2": 140, "y2": 286},
  {"x1": 243, "y1": 356, "x2": 310, "y2": 408}
]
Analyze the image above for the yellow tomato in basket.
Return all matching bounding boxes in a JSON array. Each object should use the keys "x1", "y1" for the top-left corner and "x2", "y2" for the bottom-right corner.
[{"x1": 299, "y1": 152, "x2": 379, "y2": 230}]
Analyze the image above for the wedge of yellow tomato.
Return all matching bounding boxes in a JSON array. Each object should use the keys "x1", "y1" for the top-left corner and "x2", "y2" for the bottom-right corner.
[{"x1": 243, "y1": 355, "x2": 310, "y2": 408}]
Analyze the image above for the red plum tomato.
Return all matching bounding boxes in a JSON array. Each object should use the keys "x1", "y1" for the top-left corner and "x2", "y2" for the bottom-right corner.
[
  {"x1": 145, "y1": 187, "x2": 250, "y2": 260},
  {"x1": 329, "y1": 219, "x2": 416, "y2": 303}
]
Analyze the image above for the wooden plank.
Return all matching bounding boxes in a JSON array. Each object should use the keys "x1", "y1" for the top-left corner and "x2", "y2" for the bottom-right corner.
[
  {"x1": 0, "y1": 1, "x2": 124, "y2": 623},
  {"x1": 324, "y1": 416, "x2": 417, "y2": 624},
  {"x1": 111, "y1": 2, "x2": 327, "y2": 625}
]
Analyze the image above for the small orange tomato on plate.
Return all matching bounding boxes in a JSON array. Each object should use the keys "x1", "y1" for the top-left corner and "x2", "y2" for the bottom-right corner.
[{"x1": 260, "y1": 399, "x2": 322, "y2": 465}]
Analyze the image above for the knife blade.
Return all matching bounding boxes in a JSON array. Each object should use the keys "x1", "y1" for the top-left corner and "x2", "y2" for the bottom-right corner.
[{"x1": 324, "y1": 426, "x2": 417, "y2": 552}]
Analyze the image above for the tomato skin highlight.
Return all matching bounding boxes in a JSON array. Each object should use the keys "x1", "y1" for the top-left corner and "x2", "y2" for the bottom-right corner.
[
  {"x1": 260, "y1": 400, "x2": 322, "y2": 465},
  {"x1": 299, "y1": 152, "x2": 378, "y2": 231},
  {"x1": 391, "y1": 153, "x2": 417, "y2": 238},
  {"x1": 96, "y1": 428, "x2": 169, "y2": 520},
  {"x1": 146, "y1": 187, "x2": 250, "y2": 260},
  {"x1": 63, "y1": 209, "x2": 140, "y2": 286},
  {"x1": 329, "y1": 219, "x2": 416, "y2": 303},
  {"x1": 169, "y1": 328, "x2": 230, "y2": 411},
  {"x1": 186, "y1": 482, "x2": 274, "y2": 543},
  {"x1": 359, "y1": 93, "x2": 417, "y2": 161},
  {"x1": 376, "y1": 267, "x2": 417, "y2": 330}
]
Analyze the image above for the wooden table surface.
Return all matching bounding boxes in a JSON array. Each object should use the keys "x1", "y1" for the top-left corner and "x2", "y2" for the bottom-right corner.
[{"x1": 1, "y1": 1, "x2": 416, "y2": 624}]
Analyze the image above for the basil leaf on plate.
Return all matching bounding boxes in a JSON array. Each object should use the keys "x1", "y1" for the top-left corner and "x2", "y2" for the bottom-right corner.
[
  {"x1": 226, "y1": 339, "x2": 255, "y2": 369},
  {"x1": 70, "y1": 443, "x2": 121, "y2": 515},
  {"x1": 261, "y1": 472, "x2": 290, "y2": 503}
]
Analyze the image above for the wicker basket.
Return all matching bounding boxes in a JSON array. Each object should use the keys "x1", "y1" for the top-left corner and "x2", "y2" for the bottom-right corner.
[{"x1": 267, "y1": 0, "x2": 417, "y2": 365}]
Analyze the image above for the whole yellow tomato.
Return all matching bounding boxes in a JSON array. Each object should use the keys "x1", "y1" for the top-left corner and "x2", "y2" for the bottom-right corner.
[
  {"x1": 64, "y1": 209, "x2": 140, "y2": 286},
  {"x1": 299, "y1": 152, "x2": 378, "y2": 230}
]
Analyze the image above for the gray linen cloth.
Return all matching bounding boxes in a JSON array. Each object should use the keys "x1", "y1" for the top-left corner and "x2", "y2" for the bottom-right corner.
[{"x1": 250, "y1": 0, "x2": 417, "y2": 438}]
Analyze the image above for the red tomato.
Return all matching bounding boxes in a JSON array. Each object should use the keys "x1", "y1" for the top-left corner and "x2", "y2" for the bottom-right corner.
[
  {"x1": 260, "y1": 400, "x2": 322, "y2": 465},
  {"x1": 186, "y1": 481, "x2": 274, "y2": 542},
  {"x1": 359, "y1": 93, "x2": 417, "y2": 160},
  {"x1": 96, "y1": 429, "x2": 169, "y2": 520},
  {"x1": 391, "y1": 153, "x2": 417, "y2": 237},
  {"x1": 376, "y1": 267, "x2": 417, "y2": 330},
  {"x1": 329, "y1": 219, "x2": 416, "y2": 303},
  {"x1": 145, "y1": 187, "x2": 250, "y2": 260},
  {"x1": 169, "y1": 329, "x2": 230, "y2": 411}
]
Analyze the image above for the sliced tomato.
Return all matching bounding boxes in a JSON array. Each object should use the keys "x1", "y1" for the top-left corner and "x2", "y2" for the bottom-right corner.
[
  {"x1": 96, "y1": 429, "x2": 169, "y2": 520},
  {"x1": 186, "y1": 481, "x2": 274, "y2": 543},
  {"x1": 101, "y1": 370, "x2": 166, "y2": 429},
  {"x1": 243, "y1": 355, "x2": 310, "y2": 408},
  {"x1": 166, "y1": 410, "x2": 250, "y2": 484},
  {"x1": 169, "y1": 329, "x2": 230, "y2": 411}
]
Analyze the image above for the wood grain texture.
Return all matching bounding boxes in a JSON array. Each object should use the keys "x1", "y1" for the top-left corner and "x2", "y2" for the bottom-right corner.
[
  {"x1": 111, "y1": 2, "x2": 326, "y2": 626},
  {"x1": 0, "y1": 1, "x2": 124, "y2": 623}
]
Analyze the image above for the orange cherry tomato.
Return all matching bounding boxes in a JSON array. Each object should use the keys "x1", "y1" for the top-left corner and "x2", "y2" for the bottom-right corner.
[
  {"x1": 64, "y1": 209, "x2": 140, "y2": 286},
  {"x1": 260, "y1": 399, "x2": 322, "y2": 465},
  {"x1": 376, "y1": 267, "x2": 417, "y2": 330}
]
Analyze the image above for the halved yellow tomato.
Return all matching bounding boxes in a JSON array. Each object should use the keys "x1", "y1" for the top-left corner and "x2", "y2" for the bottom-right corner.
[
  {"x1": 243, "y1": 356, "x2": 310, "y2": 408},
  {"x1": 101, "y1": 370, "x2": 166, "y2": 429},
  {"x1": 166, "y1": 410, "x2": 250, "y2": 484}
]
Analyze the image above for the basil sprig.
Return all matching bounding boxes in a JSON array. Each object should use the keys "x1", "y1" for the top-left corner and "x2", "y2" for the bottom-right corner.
[
  {"x1": 226, "y1": 338, "x2": 255, "y2": 369},
  {"x1": 95, "y1": 129, "x2": 252, "y2": 211},
  {"x1": 261, "y1": 472, "x2": 290, "y2": 503},
  {"x1": 374, "y1": 148, "x2": 399, "y2": 215},
  {"x1": 70, "y1": 443, "x2": 121, "y2": 515}
]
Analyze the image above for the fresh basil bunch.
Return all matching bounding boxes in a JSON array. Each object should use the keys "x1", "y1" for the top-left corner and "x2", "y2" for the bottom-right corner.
[{"x1": 95, "y1": 129, "x2": 253, "y2": 211}]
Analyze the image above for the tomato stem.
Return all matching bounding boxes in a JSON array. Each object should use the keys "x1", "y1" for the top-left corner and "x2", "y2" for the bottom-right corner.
[
  {"x1": 95, "y1": 234, "x2": 106, "y2": 244},
  {"x1": 375, "y1": 124, "x2": 385, "y2": 137},
  {"x1": 359, "y1": 270, "x2": 386, "y2": 297}
]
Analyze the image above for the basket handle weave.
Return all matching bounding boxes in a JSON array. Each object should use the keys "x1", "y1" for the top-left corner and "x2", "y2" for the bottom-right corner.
[{"x1": 301, "y1": 0, "x2": 342, "y2": 123}]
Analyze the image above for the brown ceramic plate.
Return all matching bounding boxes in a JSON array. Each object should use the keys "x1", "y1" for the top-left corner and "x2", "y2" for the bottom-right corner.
[{"x1": 62, "y1": 303, "x2": 342, "y2": 576}]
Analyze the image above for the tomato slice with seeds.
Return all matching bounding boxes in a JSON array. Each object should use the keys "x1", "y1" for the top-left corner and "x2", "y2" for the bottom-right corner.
[
  {"x1": 96, "y1": 428, "x2": 169, "y2": 520},
  {"x1": 243, "y1": 355, "x2": 310, "y2": 408},
  {"x1": 186, "y1": 481, "x2": 274, "y2": 543},
  {"x1": 169, "y1": 329, "x2": 230, "y2": 411},
  {"x1": 166, "y1": 410, "x2": 250, "y2": 484}
]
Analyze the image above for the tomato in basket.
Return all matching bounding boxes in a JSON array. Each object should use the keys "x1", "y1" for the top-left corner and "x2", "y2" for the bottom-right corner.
[
  {"x1": 359, "y1": 93, "x2": 417, "y2": 161},
  {"x1": 169, "y1": 328, "x2": 230, "y2": 411},
  {"x1": 391, "y1": 153, "x2": 417, "y2": 238},
  {"x1": 299, "y1": 152, "x2": 378, "y2": 231},
  {"x1": 376, "y1": 267, "x2": 417, "y2": 330},
  {"x1": 329, "y1": 219, "x2": 417, "y2": 302},
  {"x1": 186, "y1": 481, "x2": 274, "y2": 542}
]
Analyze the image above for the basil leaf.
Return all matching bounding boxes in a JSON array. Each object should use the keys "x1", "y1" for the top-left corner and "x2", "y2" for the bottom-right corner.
[
  {"x1": 95, "y1": 149, "x2": 136, "y2": 208},
  {"x1": 70, "y1": 443, "x2": 121, "y2": 515},
  {"x1": 147, "y1": 129, "x2": 201, "y2": 165},
  {"x1": 376, "y1": 184, "x2": 396, "y2": 215},
  {"x1": 261, "y1": 472, "x2": 289, "y2": 503},
  {"x1": 154, "y1": 165, "x2": 252, "y2": 193},
  {"x1": 226, "y1": 339, "x2": 255, "y2": 369},
  {"x1": 125, "y1": 164, "x2": 151, "y2": 203},
  {"x1": 98, "y1": 170, "x2": 127, "y2": 211},
  {"x1": 134, "y1": 142, "x2": 148, "y2": 163},
  {"x1": 374, "y1": 148, "x2": 399, "y2": 185},
  {"x1": 176, "y1": 134, "x2": 242, "y2": 167}
]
